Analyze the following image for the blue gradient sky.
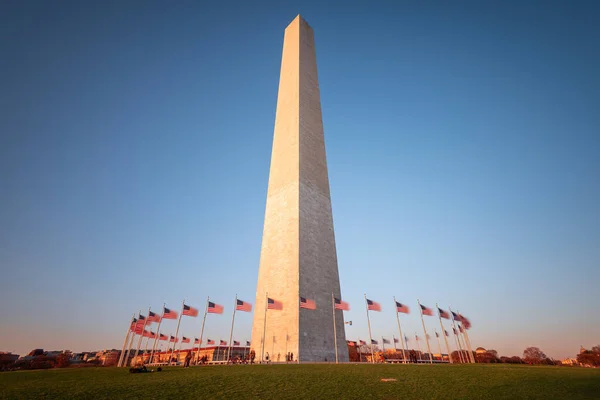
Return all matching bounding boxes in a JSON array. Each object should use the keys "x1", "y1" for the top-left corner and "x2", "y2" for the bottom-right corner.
[{"x1": 1, "y1": 1, "x2": 599, "y2": 359}]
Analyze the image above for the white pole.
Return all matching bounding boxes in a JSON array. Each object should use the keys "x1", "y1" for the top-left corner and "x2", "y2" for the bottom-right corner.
[
  {"x1": 332, "y1": 293, "x2": 338, "y2": 364},
  {"x1": 436, "y1": 304, "x2": 453, "y2": 364},
  {"x1": 132, "y1": 308, "x2": 150, "y2": 366},
  {"x1": 195, "y1": 297, "x2": 209, "y2": 364},
  {"x1": 118, "y1": 314, "x2": 135, "y2": 367},
  {"x1": 393, "y1": 297, "x2": 407, "y2": 363},
  {"x1": 415, "y1": 333, "x2": 422, "y2": 362},
  {"x1": 227, "y1": 295, "x2": 237, "y2": 362},
  {"x1": 417, "y1": 300, "x2": 433, "y2": 364},
  {"x1": 364, "y1": 294, "x2": 375, "y2": 364},
  {"x1": 463, "y1": 328, "x2": 476, "y2": 363},
  {"x1": 449, "y1": 307, "x2": 466, "y2": 363},
  {"x1": 434, "y1": 330, "x2": 442, "y2": 362},
  {"x1": 169, "y1": 301, "x2": 184, "y2": 366},
  {"x1": 261, "y1": 292, "x2": 268, "y2": 362},
  {"x1": 457, "y1": 311, "x2": 475, "y2": 363},
  {"x1": 150, "y1": 304, "x2": 165, "y2": 364},
  {"x1": 124, "y1": 323, "x2": 137, "y2": 367}
]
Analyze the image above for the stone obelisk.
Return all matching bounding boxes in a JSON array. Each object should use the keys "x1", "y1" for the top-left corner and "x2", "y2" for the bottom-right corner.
[{"x1": 251, "y1": 15, "x2": 348, "y2": 363}]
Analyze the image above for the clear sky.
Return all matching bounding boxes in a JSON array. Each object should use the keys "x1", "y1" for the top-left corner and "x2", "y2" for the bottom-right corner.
[{"x1": 1, "y1": 0, "x2": 599, "y2": 360}]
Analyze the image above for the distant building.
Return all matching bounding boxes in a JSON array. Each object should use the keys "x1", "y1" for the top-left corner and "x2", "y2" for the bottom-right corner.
[
  {"x1": 475, "y1": 347, "x2": 487, "y2": 355},
  {"x1": 561, "y1": 358, "x2": 578, "y2": 366}
]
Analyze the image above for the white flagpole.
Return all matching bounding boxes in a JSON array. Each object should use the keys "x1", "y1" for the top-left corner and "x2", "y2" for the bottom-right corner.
[
  {"x1": 150, "y1": 304, "x2": 165, "y2": 364},
  {"x1": 458, "y1": 324, "x2": 472, "y2": 364},
  {"x1": 393, "y1": 297, "x2": 407, "y2": 363},
  {"x1": 434, "y1": 329, "x2": 442, "y2": 362},
  {"x1": 417, "y1": 300, "x2": 433, "y2": 364},
  {"x1": 436, "y1": 303, "x2": 453, "y2": 364},
  {"x1": 415, "y1": 333, "x2": 422, "y2": 361},
  {"x1": 133, "y1": 308, "x2": 150, "y2": 366},
  {"x1": 169, "y1": 301, "x2": 184, "y2": 366},
  {"x1": 364, "y1": 294, "x2": 375, "y2": 364},
  {"x1": 261, "y1": 292, "x2": 268, "y2": 362},
  {"x1": 449, "y1": 307, "x2": 465, "y2": 363},
  {"x1": 332, "y1": 293, "x2": 338, "y2": 364},
  {"x1": 118, "y1": 314, "x2": 135, "y2": 367},
  {"x1": 382, "y1": 337, "x2": 385, "y2": 361},
  {"x1": 124, "y1": 326, "x2": 136, "y2": 367},
  {"x1": 195, "y1": 297, "x2": 209, "y2": 365},
  {"x1": 463, "y1": 327, "x2": 476, "y2": 363},
  {"x1": 227, "y1": 294, "x2": 237, "y2": 362}
]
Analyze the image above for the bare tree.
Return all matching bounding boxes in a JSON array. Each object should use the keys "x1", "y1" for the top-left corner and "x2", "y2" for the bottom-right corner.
[{"x1": 523, "y1": 347, "x2": 546, "y2": 364}]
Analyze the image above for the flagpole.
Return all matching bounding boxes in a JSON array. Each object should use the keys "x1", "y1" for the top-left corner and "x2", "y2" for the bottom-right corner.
[
  {"x1": 358, "y1": 337, "x2": 362, "y2": 362},
  {"x1": 195, "y1": 297, "x2": 209, "y2": 365},
  {"x1": 417, "y1": 300, "x2": 433, "y2": 364},
  {"x1": 332, "y1": 293, "x2": 338, "y2": 364},
  {"x1": 393, "y1": 296, "x2": 407, "y2": 364},
  {"x1": 457, "y1": 310, "x2": 475, "y2": 363},
  {"x1": 393, "y1": 335, "x2": 398, "y2": 360},
  {"x1": 381, "y1": 336, "x2": 385, "y2": 361},
  {"x1": 169, "y1": 301, "x2": 184, "y2": 366},
  {"x1": 150, "y1": 303, "x2": 165, "y2": 364},
  {"x1": 415, "y1": 333, "x2": 422, "y2": 362},
  {"x1": 449, "y1": 307, "x2": 465, "y2": 363},
  {"x1": 434, "y1": 329, "x2": 443, "y2": 362},
  {"x1": 261, "y1": 292, "x2": 268, "y2": 362},
  {"x1": 364, "y1": 294, "x2": 375, "y2": 364},
  {"x1": 227, "y1": 294, "x2": 237, "y2": 362},
  {"x1": 436, "y1": 303, "x2": 453, "y2": 364},
  {"x1": 458, "y1": 324, "x2": 472, "y2": 364},
  {"x1": 124, "y1": 326, "x2": 136, "y2": 366},
  {"x1": 118, "y1": 314, "x2": 135, "y2": 367},
  {"x1": 463, "y1": 326, "x2": 476, "y2": 363},
  {"x1": 133, "y1": 308, "x2": 150, "y2": 366}
]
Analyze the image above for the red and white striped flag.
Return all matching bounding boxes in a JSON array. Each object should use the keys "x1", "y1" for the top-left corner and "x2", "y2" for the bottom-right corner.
[
  {"x1": 236, "y1": 299, "x2": 252, "y2": 312},
  {"x1": 334, "y1": 298, "x2": 350, "y2": 311},
  {"x1": 233, "y1": 340, "x2": 240, "y2": 346},
  {"x1": 300, "y1": 297, "x2": 316, "y2": 310},
  {"x1": 159, "y1": 334, "x2": 168, "y2": 341},
  {"x1": 181, "y1": 337, "x2": 190, "y2": 343},
  {"x1": 219, "y1": 340, "x2": 227, "y2": 346},
  {"x1": 169, "y1": 336, "x2": 178, "y2": 343},
  {"x1": 420, "y1": 304, "x2": 434, "y2": 316},
  {"x1": 183, "y1": 304, "x2": 199, "y2": 317},
  {"x1": 366, "y1": 299, "x2": 381, "y2": 311},
  {"x1": 437, "y1": 307, "x2": 450, "y2": 319},
  {"x1": 395, "y1": 301, "x2": 410, "y2": 314},
  {"x1": 267, "y1": 298, "x2": 283, "y2": 310},
  {"x1": 163, "y1": 307, "x2": 178, "y2": 320},
  {"x1": 208, "y1": 301, "x2": 224, "y2": 314},
  {"x1": 194, "y1": 338, "x2": 200, "y2": 344},
  {"x1": 207, "y1": 339, "x2": 215, "y2": 345},
  {"x1": 148, "y1": 311, "x2": 161, "y2": 323}
]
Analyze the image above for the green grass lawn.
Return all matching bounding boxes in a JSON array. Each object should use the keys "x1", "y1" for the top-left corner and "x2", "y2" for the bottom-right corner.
[{"x1": 1, "y1": 364, "x2": 599, "y2": 399}]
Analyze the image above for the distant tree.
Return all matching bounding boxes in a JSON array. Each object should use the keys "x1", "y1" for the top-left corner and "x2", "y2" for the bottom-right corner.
[
  {"x1": 577, "y1": 351, "x2": 600, "y2": 367},
  {"x1": 591, "y1": 345, "x2": 600, "y2": 354},
  {"x1": 523, "y1": 347, "x2": 547, "y2": 364}
]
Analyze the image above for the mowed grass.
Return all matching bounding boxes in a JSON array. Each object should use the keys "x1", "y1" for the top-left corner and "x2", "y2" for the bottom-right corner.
[{"x1": 1, "y1": 363, "x2": 599, "y2": 399}]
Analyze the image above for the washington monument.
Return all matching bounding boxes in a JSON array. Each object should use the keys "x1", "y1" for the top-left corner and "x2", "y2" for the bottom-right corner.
[{"x1": 251, "y1": 15, "x2": 348, "y2": 362}]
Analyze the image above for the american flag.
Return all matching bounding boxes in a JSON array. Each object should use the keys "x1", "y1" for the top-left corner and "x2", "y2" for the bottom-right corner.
[
  {"x1": 420, "y1": 304, "x2": 434, "y2": 316},
  {"x1": 404, "y1": 335, "x2": 409, "y2": 343},
  {"x1": 129, "y1": 319, "x2": 138, "y2": 332},
  {"x1": 233, "y1": 340, "x2": 240, "y2": 346},
  {"x1": 382, "y1": 338, "x2": 390, "y2": 344},
  {"x1": 159, "y1": 334, "x2": 168, "y2": 341},
  {"x1": 220, "y1": 340, "x2": 227, "y2": 346},
  {"x1": 207, "y1": 339, "x2": 215, "y2": 345},
  {"x1": 208, "y1": 302, "x2": 224, "y2": 314},
  {"x1": 458, "y1": 314, "x2": 471, "y2": 330},
  {"x1": 437, "y1": 307, "x2": 450, "y2": 319},
  {"x1": 359, "y1": 340, "x2": 367, "y2": 346},
  {"x1": 366, "y1": 299, "x2": 381, "y2": 311},
  {"x1": 236, "y1": 299, "x2": 252, "y2": 312},
  {"x1": 444, "y1": 330, "x2": 449, "y2": 337},
  {"x1": 415, "y1": 334, "x2": 420, "y2": 341},
  {"x1": 451, "y1": 311, "x2": 462, "y2": 322},
  {"x1": 142, "y1": 330, "x2": 152, "y2": 338},
  {"x1": 246, "y1": 341, "x2": 251, "y2": 346},
  {"x1": 347, "y1": 340, "x2": 357, "y2": 346},
  {"x1": 169, "y1": 336, "x2": 178, "y2": 343},
  {"x1": 163, "y1": 307, "x2": 178, "y2": 320},
  {"x1": 458, "y1": 325, "x2": 464, "y2": 333},
  {"x1": 194, "y1": 338, "x2": 200, "y2": 344},
  {"x1": 435, "y1": 331, "x2": 439, "y2": 338},
  {"x1": 393, "y1": 337, "x2": 399, "y2": 343},
  {"x1": 148, "y1": 311, "x2": 161, "y2": 323},
  {"x1": 181, "y1": 337, "x2": 190, "y2": 344},
  {"x1": 395, "y1": 301, "x2": 410, "y2": 314},
  {"x1": 183, "y1": 304, "x2": 199, "y2": 317},
  {"x1": 334, "y1": 298, "x2": 350, "y2": 311},
  {"x1": 452, "y1": 327, "x2": 458, "y2": 335},
  {"x1": 371, "y1": 339, "x2": 378, "y2": 345},
  {"x1": 300, "y1": 297, "x2": 316, "y2": 310},
  {"x1": 267, "y1": 297, "x2": 282, "y2": 310}
]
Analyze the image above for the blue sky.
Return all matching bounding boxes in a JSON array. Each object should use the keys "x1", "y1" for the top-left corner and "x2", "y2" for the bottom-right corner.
[{"x1": 1, "y1": 0, "x2": 599, "y2": 359}]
